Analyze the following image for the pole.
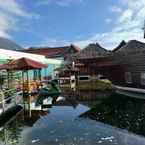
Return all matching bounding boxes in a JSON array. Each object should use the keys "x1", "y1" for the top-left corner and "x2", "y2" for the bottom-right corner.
[
  {"x1": 0, "y1": 91, "x2": 5, "y2": 113},
  {"x1": 27, "y1": 71, "x2": 31, "y2": 118},
  {"x1": 7, "y1": 70, "x2": 10, "y2": 89},
  {"x1": 22, "y1": 71, "x2": 25, "y2": 111},
  {"x1": 38, "y1": 69, "x2": 41, "y2": 81}
]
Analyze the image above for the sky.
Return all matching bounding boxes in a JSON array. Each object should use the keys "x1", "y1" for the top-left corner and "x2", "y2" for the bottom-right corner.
[{"x1": 0, "y1": 0, "x2": 145, "y2": 49}]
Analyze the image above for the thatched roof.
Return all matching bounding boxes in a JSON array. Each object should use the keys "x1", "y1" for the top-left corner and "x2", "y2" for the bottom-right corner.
[
  {"x1": 113, "y1": 40, "x2": 126, "y2": 52},
  {"x1": 76, "y1": 43, "x2": 109, "y2": 59},
  {"x1": 114, "y1": 40, "x2": 145, "y2": 54}
]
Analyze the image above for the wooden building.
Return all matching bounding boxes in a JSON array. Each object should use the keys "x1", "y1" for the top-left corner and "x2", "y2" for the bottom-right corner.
[
  {"x1": 75, "y1": 40, "x2": 145, "y2": 89},
  {"x1": 112, "y1": 40, "x2": 145, "y2": 89},
  {"x1": 74, "y1": 43, "x2": 112, "y2": 76}
]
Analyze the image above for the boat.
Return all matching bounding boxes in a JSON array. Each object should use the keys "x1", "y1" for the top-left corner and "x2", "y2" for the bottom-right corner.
[
  {"x1": 113, "y1": 85, "x2": 145, "y2": 99},
  {"x1": 35, "y1": 80, "x2": 61, "y2": 106}
]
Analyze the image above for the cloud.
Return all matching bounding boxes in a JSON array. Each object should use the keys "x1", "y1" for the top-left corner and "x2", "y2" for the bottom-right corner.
[
  {"x1": 0, "y1": 0, "x2": 29, "y2": 17},
  {"x1": 118, "y1": 9, "x2": 133, "y2": 23},
  {"x1": 77, "y1": 0, "x2": 145, "y2": 49},
  {"x1": 110, "y1": 6, "x2": 122, "y2": 13},
  {"x1": 40, "y1": 38, "x2": 70, "y2": 47},
  {"x1": 0, "y1": 0, "x2": 38, "y2": 38},
  {"x1": 0, "y1": 13, "x2": 16, "y2": 38},
  {"x1": 105, "y1": 18, "x2": 112, "y2": 24}
]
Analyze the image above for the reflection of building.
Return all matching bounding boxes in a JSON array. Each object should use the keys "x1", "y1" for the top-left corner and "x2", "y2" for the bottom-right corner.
[
  {"x1": 79, "y1": 95, "x2": 145, "y2": 136},
  {"x1": 0, "y1": 109, "x2": 48, "y2": 145}
]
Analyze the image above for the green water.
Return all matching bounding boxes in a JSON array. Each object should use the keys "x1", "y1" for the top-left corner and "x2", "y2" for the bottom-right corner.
[{"x1": 1, "y1": 93, "x2": 145, "y2": 145}]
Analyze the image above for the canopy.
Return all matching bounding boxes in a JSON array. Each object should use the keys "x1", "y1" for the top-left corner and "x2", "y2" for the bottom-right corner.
[
  {"x1": 0, "y1": 57, "x2": 48, "y2": 71},
  {"x1": 0, "y1": 55, "x2": 12, "y2": 63},
  {"x1": 0, "y1": 48, "x2": 62, "y2": 65}
]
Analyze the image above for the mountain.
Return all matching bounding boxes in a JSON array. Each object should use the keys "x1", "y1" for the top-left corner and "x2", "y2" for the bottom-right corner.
[{"x1": 0, "y1": 37, "x2": 23, "y2": 51}]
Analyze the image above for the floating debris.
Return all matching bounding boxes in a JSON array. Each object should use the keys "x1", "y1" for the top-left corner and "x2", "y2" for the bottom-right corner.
[
  {"x1": 101, "y1": 136, "x2": 114, "y2": 140},
  {"x1": 98, "y1": 140, "x2": 103, "y2": 143},
  {"x1": 32, "y1": 139, "x2": 40, "y2": 143},
  {"x1": 73, "y1": 137, "x2": 77, "y2": 141},
  {"x1": 50, "y1": 130, "x2": 56, "y2": 134},
  {"x1": 55, "y1": 138, "x2": 59, "y2": 142}
]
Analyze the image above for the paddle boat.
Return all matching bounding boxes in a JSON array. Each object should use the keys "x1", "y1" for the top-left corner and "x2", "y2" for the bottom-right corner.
[{"x1": 35, "y1": 80, "x2": 61, "y2": 106}]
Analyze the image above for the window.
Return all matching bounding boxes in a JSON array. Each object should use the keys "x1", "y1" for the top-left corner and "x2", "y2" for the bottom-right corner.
[
  {"x1": 125, "y1": 72, "x2": 132, "y2": 84},
  {"x1": 78, "y1": 76, "x2": 90, "y2": 81},
  {"x1": 141, "y1": 73, "x2": 145, "y2": 85}
]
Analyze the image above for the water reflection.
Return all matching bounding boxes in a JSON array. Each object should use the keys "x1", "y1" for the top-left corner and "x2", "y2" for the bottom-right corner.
[
  {"x1": 0, "y1": 109, "x2": 48, "y2": 145},
  {"x1": 80, "y1": 95, "x2": 145, "y2": 136},
  {"x1": 1, "y1": 92, "x2": 145, "y2": 145}
]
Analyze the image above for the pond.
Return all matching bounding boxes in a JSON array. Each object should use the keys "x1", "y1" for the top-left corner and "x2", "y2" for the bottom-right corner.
[{"x1": 0, "y1": 92, "x2": 145, "y2": 145}]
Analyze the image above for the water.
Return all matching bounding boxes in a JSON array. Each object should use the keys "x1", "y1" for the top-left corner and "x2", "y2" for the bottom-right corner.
[{"x1": 1, "y1": 92, "x2": 145, "y2": 145}]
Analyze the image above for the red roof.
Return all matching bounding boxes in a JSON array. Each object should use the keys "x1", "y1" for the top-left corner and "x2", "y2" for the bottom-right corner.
[
  {"x1": 0, "y1": 57, "x2": 47, "y2": 70},
  {"x1": 23, "y1": 45, "x2": 80, "y2": 58}
]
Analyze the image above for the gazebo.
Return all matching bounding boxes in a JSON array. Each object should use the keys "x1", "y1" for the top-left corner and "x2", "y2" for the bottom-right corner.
[
  {"x1": 0, "y1": 57, "x2": 48, "y2": 117},
  {"x1": 0, "y1": 57, "x2": 48, "y2": 92}
]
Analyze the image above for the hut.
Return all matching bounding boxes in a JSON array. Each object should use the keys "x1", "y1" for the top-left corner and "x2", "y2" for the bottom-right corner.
[
  {"x1": 74, "y1": 43, "x2": 111, "y2": 76},
  {"x1": 74, "y1": 40, "x2": 145, "y2": 89},
  {"x1": 112, "y1": 40, "x2": 145, "y2": 89}
]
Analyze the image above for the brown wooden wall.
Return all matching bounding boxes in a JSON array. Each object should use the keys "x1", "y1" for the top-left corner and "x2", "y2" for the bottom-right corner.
[{"x1": 76, "y1": 50, "x2": 145, "y2": 89}]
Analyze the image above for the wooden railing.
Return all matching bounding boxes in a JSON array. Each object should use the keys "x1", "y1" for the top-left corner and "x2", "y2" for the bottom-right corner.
[{"x1": 0, "y1": 89, "x2": 23, "y2": 114}]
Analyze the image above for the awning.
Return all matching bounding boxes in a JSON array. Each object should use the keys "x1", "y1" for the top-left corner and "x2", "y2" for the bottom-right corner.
[{"x1": 0, "y1": 55, "x2": 12, "y2": 63}]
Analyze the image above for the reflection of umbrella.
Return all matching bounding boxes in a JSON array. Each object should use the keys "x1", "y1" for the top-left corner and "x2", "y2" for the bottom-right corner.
[{"x1": 0, "y1": 57, "x2": 47, "y2": 71}]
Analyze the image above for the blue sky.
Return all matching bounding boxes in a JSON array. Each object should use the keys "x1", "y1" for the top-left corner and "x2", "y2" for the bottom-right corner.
[{"x1": 0, "y1": 0, "x2": 145, "y2": 49}]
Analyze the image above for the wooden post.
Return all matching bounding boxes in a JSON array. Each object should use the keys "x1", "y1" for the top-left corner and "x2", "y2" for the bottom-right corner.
[
  {"x1": 28, "y1": 93, "x2": 31, "y2": 118},
  {"x1": 7, "y1": 70, "x2": 10, "y2": 89},
  {"x1": 0, "y1": 91, "x2": 5, "y2": 113},
  {"x1": 22, "y1": 71, "x2": 24, "y2": 99},
  {"x1": 70, "y1": 73, "x2": 76, "y2": 91},
  {"x1": 27, "y1": 71, "x2": 31, "y2": 117},
  {"x1": 38, "y1": 69, "x2": 41, "y2": 81}
]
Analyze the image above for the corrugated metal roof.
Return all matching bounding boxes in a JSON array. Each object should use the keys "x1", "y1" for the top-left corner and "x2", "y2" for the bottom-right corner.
[{"x1": 0, "y1": 48, "x2": 62, "y2": 65}]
